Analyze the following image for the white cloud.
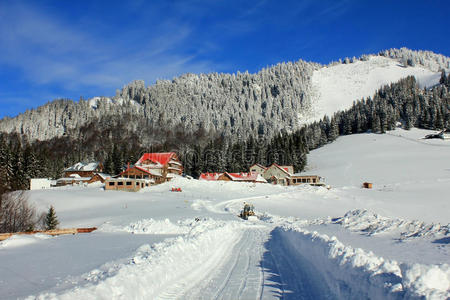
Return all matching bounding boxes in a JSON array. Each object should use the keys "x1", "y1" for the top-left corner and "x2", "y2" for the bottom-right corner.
[{"x1": 0, "y1": 2, "x2": 218, "y2": 93}]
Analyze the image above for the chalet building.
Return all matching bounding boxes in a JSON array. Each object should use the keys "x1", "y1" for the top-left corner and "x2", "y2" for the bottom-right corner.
[
  {"x1": 119, "y1": 152, "x2": 182, "y2": 182},
  {"x1": 249, "y1": 164, "x2": 267, "y2": 175},
  {"x1": 249, "y1": 163, "x2": 324, "y2": 186},
  {"x1": 55, "y1": 174, "x2": 92, "y2": 186},
  {"x1": 199, "y1": 172, "x2": 222, "y2": 181},
  {"x1": 118, "y1": 165, "x2": 165, "y2": 184},
  {"x1": 105, "y1": 152, "x2": 183, "y2": 192},
  {"x1": 218, "y1": 172, "x2": 267, "y2": 183},
  {"x1": 289, "y1": 175, "x2": 324, "y2": 186},
  {"x1": 87, "y1": 173, "x2": 110, "y2": 184},
  {"x1": 105, "y1": 178, "x2": 152, "y2": 192},
  {"x1": 263, "y1": 164, "x2": 292, "y2": 185},
  {"x1": 63, "y1": 162, "x2": 103, "y2": 178}
]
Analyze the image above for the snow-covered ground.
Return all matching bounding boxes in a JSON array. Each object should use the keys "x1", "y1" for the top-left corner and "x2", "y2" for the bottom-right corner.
[
  {"x1": 1, "y1": 128, "x2": 449, "y2": 299},
  {"x1": 301, "y1": 56, "x2": 442, "y2": 124}
]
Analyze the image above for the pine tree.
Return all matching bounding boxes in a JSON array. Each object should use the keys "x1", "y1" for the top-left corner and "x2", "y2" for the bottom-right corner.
[{"x1": 45, "y1": 206, "x2": 59, "y2": 230}]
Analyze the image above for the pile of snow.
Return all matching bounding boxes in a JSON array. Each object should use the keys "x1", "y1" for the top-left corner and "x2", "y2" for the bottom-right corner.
[
  {"x1": 305, "y1": 56, "x2": 441, "y2": 124},
  {"x1": 333, "y1": 209, "x2": 450, "y2": 239},
  {"x1": 0, "y1": 234, "x2": 51, "y2": 248},
  {"x1": 31, "y1": 219, "x2": 245, "y2": 299},
  {"x1": 279, "y1": 223, "x2": 450, "y2": 299},
  {"x1": 119, "y1": 218, "x2": 194, "y2": 235}
]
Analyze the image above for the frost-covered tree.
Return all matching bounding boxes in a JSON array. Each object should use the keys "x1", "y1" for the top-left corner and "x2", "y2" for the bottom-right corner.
[{"x1": 44, "y1": 206, "x2": 59, "y2": 230}]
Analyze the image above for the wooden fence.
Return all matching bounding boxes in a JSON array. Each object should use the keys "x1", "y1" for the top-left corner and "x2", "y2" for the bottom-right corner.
[{"x1": 0, "y1": 227, "x2": 97, "y2": 241}]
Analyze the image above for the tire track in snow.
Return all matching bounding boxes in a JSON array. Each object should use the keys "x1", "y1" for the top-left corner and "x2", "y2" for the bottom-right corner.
[{"x1": 178, "y1": 225, "x2": 269, "y2": 300}]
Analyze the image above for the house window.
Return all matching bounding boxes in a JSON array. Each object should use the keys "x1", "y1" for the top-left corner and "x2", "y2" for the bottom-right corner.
[
  {"x1": 118, "y1": 182, "x2": 123, "y2": 186},
  {"x1": 126, "y1": 182, "x2": 132, "y2": 186},
  {"x1": 108, "y1": 182, "x2": 114, "y2": 186}
]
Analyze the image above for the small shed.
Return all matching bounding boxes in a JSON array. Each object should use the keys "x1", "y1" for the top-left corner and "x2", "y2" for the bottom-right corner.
[
  {"x1": 363, "y1": 182, "x2": 373, "y2": 189},
  {"x1": 30, "y1": 178, "x2": 52, "y2": 190}
]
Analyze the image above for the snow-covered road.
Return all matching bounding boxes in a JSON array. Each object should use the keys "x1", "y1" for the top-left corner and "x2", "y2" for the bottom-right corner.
[{"x1": 129, "y1": 223, "x2": 334, "y2": 300}]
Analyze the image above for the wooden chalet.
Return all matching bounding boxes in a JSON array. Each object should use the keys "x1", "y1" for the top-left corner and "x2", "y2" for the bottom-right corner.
[
  {"x1": 263, "y1": 164, "x2": 293, "y2": 185},
  {"x1": 63, "y1": 162, "x2": 103, "y2": 178},
  {"x1": 55, "y1": 174, "x2": 92, "y2": 186},
  {"x1": 105, "y1": 152, "x2": 183, "y2": 192},
  {"x1": 249, "y1": 164, "x2": 324, "y2": 186},
  {"x1": 87, "y1": 173, "x2": 110, "y2": 184},
  {"x1": 135, "y1": 152, "x2": 183, "y2": 176},
  {"x1": 118, "y1": 165, "x2": 165, "y2": 184},
  {"x1": 249, "y1": 164, "x2": 267, "y2": 175},
  {"x1": 104, "y1": 178, "x2": 153, "y2": 192}
]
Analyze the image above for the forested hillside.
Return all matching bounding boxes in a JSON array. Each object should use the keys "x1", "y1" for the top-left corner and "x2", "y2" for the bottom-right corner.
[
  {"x1": 1, "y1": 71, "x2": 448, "y2": 191},
  {"x1": 1, "y1": 48, "x2": 449, "y2": 145}
]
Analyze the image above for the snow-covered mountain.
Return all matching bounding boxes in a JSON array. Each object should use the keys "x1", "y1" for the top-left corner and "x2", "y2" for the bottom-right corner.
[{"x1": 0, "y1": 48, "x2": 449, "y2": 143}]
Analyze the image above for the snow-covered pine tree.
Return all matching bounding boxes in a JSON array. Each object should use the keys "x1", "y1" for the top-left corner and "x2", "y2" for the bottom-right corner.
[{"x1": 44, "y1": 206, "x2": 59, "y2": 230}]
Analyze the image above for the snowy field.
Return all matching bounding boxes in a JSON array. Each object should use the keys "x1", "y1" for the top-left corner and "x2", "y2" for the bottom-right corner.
[{"x1": 1, "y1": 128, "x2": 449, "y2": 299}]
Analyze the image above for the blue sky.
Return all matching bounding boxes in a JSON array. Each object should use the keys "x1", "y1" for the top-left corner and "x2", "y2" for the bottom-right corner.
[{"x1": 0, "y1": 0, "x2": 449, "y2": 118}]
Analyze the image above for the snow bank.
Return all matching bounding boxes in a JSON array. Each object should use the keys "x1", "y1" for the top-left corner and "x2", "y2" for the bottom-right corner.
[
  {"x1": 29, "y1": 219, "x2": 245, "y2": 299},
  {"x1": 333, "y1": 209, "x2": 450, "y2": 239},
  {"x1": 0, "y1": 234, "x2": 52, "y2": 248},
  {"x1": 121, "y1": 218, "x2": 194, "y2": 234},
  {"x1": 279, "y1": 223, "x2": 450, "y2": 299}
]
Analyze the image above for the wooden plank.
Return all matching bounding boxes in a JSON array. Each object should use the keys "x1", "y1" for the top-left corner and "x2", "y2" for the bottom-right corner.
[{"x1": 0, "y1": 227, "x2": 97, "y2": 241}]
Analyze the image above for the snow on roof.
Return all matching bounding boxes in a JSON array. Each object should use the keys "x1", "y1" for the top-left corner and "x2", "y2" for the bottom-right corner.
[
  {"x1": 270, "y1": 164, "x2": 292, "y2": 175},
  {"x1": 57, "y1": 177, "x2": 92, "y2": 182},
  {"x1": 64, "y1": 162, "x2": 101, "y2": 172},
  {"x1": 131, "y1": 166, "x2": 163, "y2": 177},
  {"x1": 94, "y1": 173, "x2": 110, "y2": 179},
  {"x1": 291, "y1": 173, "x2": 321, "y2": 178},
  {"x1": 136, "y1": 153, "x2": 176, "y2": 166},
  {"x1": 169, "y1": 160, "x2": 183, "y2": 166},
  {"x1": 199, "y1": 173, "x2": 222, "y2": 181},
  {"x1": 226, "y1": 172, "x2": 264, "y2": 182}
]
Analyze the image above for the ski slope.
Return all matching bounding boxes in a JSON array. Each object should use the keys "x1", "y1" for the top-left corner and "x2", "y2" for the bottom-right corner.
[
  {"x1": 301, "y1": 56, "x2": 442, "y2": 124},
  {"x1": 1, "y1": 128, "x2": 449, "y2": 299}
]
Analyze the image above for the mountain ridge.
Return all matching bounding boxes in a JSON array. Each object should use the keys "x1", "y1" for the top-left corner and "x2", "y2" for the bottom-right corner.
[{"x1": 1, "y1": 48, "x2": 449, "y2": 144}]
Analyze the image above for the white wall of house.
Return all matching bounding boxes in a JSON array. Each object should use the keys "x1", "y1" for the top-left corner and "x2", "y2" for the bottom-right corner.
[
  {"x1": 263, "y1": 165, "x2": 290, "y2": 181},
  {"x1": 249, "y1": 165, "x2": 266, "y2": 174},
  {"x1": 30, "y1": 178, "x2": 52, "y2": 190}
]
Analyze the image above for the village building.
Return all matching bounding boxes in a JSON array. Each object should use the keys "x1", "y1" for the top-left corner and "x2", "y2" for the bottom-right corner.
[
  {"x1": 248, "y1": 163, "x2": 324, "y2": 186},
  {"x1": 55, "y1": 174, "x2": 92, "y2": 186},
  {"x1": 199, "y1": 172, "x2": 222, "y2": 181},
  {"x1": 217, "y1": 172, "x2": 267, "y2": 183},
  {"x1": 105, "y1": 152, "x2": 183, "y2": 192},
  {"x1": 289, "y1": 174, "x2": 324, "y2": 186},
  {"x1": 30, "y1": 178, "x2": 53, "y2": 190},
  {"x1": 117, "y1": 165, "x2": 165, "y2": 184},
  {"x1": 104, "y1": 178, "x2": 153, "y2": 192},
  {"x1": 87, "y1": 173, "x2": 110, "y2": 184},
  {"x1": 249, "y1": 163, "x2": 267, "y2": 175},
  {"x1": 262, "y1": 164, "x2": 292, "y2": 185},
  {"x1": 63, "y1": 162, "x2": 103, "y2": 178}
]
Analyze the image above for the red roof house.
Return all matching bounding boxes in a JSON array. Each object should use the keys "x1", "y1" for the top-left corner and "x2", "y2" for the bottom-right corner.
[
  {"x1": 218, "y1": 172, "x2": 267, "y2": 183},
  {"x1": 199, "y1": 172, "x2": 222, "y2": 181}
]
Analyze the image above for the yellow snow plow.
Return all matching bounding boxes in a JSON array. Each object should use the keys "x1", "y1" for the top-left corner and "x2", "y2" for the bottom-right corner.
[{"x1": 239, "y1": 202, "x2": 255, "y2": 220}]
